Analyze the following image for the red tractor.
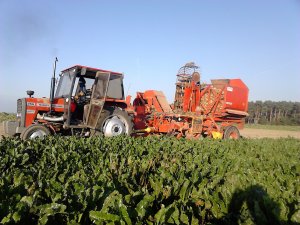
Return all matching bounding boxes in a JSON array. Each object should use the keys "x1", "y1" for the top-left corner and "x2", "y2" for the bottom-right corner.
[
  {"x1": 3, "y1": 60, "x2": 133, "y2": 139},
  {"x1": 3, "y1": 61, "x2": 248, "y2": 140}
]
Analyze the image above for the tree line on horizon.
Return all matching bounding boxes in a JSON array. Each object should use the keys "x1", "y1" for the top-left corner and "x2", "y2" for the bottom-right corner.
[{"x1": 246, "y1": 101, "x2": 300, "y2": 126}]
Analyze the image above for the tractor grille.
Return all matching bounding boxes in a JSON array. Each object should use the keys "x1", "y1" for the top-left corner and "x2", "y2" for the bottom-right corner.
[
  {"x1": 17, "y1": 99, "x2": 22, "y2": 113},
  {"x1": 17, "y1": 98, "x2": 26, "y2": 127}
]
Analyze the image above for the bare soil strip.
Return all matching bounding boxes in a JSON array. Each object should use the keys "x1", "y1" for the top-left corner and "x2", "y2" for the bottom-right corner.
[{"x1": 240, "y1": 128, "x2": 300, "y2": 139}]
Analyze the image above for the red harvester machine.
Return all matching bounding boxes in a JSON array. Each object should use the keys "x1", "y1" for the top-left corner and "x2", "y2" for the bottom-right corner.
[
  {"x1": 2, "y1": 61, "x2": 248, "y2": 140},
  {"x1": 132, "y1": 62, "x2": 249, "y2": 139}
]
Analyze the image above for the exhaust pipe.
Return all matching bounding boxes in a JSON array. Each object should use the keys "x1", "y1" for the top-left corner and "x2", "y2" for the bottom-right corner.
[
  {"x1": 49, "y1": 57, "x2": 58, "y2": 113},
  {"x1": 37, "y1": 113, "x2": 64, "y2": 122}
]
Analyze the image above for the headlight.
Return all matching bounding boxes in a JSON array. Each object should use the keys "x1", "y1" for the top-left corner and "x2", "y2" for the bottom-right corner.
[{"x1": 16, "y1": 113, "x2": 21, "y2": 118}]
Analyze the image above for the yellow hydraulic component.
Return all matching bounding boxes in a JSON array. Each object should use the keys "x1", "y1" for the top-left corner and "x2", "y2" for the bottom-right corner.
[
  {"x1": 212, "y1": 131, "x2": 223, "y2": 139},
  {"x1": 144, "y1": 127, "x2": 152, "y2": 133},
  {"x1": 134, "y1": 127, "x2": 154, "y2": 133}
]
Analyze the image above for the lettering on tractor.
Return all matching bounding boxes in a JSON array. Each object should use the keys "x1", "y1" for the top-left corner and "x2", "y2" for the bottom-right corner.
[{"x1": 2, "y1": 61, "x2": 248, "y2": 140}]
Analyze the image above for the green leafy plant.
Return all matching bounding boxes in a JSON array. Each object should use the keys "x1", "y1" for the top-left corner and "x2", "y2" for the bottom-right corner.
[{"x1": 0, "y1": 136, "x2": 299, "y2": 224}]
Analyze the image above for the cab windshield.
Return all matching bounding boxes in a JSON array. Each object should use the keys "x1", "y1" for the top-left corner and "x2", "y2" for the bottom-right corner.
[{"x1": 55, "y1": 69, "x2": 76, "y2": 98}]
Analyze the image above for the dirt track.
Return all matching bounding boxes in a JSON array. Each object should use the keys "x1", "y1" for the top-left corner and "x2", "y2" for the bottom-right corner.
[{"x1": 240, "y1": 128, "x2": 300, "y2": 139}]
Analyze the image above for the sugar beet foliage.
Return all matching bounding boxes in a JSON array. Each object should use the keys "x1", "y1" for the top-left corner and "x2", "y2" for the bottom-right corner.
[{"x1": 0, "y1": 136, "x2": 299, "y2": 224}]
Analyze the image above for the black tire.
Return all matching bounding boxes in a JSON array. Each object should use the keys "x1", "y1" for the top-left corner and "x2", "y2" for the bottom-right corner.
[
  {"x1": 223, "y1": 126, "x2": 240, "y2": 139},
  {"x1": 21, "y1": 124, "x2": 51, "y2": 140},
  {"x1": 96, "y1": 107, "x2": 133, "y2": 137}
]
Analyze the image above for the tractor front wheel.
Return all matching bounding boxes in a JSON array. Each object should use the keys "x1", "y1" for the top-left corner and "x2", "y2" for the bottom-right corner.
[
  {"x1": 21, "y1": 124, "x2": 51, "y2": 140},
  {"x1": 223, "y1": 126, "x2": 240, "y2": 139}
]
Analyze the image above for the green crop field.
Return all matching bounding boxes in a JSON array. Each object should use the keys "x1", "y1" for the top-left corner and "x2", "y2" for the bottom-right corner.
[
  {"x1": 0, "y1": 136, "x2": 299, "y2": 224},
  {"x1": 0, "y1": 113, "x2": 16, "y2": 123}
]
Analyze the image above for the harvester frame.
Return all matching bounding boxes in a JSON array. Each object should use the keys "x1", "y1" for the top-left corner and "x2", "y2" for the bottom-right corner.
[{"x1": 132, "y1": 62, "x2": 249, "y2": 139}]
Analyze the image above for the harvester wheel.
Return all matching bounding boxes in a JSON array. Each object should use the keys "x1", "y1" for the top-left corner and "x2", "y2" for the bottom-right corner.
[
  {"x1": 21, "y1": 124, "x2": 51, "y2": 140},
  {"x1": 97, "y1": 107, "x2": 133, "y2": 137},
  {"x1": 223, "y1": 126, "x2": 240, "y2": 139}
]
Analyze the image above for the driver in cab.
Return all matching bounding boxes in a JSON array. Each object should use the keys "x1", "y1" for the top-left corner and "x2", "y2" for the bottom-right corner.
[{"x1": 75, "y1": 76, "x2": 87, "y2": 104}]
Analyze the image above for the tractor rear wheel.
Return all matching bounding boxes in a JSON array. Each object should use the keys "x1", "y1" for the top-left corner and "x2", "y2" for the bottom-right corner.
[
  {"x1": 21, "y1": 124, "x2": 51, "y2": 140},
  {"x1": 97, "y1": 107, "x2": 133, "y2": 137},
  {"x1": 223, "y1": 126, "x2": 240, "y2": 139}
]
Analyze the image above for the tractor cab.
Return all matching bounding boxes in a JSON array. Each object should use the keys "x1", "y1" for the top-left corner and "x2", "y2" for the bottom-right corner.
[{"x1": 55, "y1": 65, "x2": 126, "y2": 128}]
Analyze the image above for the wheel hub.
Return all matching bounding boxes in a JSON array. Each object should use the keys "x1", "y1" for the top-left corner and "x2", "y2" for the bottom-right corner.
[
  {"x1": 29, "y1": 130, "x2": 47, "y2": 139},
  {"x1": 103, "y1": 116, "x2": 126, "y2": 137}
]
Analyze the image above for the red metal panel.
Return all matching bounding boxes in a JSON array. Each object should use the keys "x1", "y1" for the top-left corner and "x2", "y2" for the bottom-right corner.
[
  {"x1": 225, "y1": 79, "x2": 249, "y2": 112},
  {"x1": 142, "y1": 90, "x2": 173, "y2": 113},
  {"x1": 183, "y1": 87, "x2": 192, "y2": 112},
  {"x1": 24, "y1": 97, "x2": 70, "y2": 127}
]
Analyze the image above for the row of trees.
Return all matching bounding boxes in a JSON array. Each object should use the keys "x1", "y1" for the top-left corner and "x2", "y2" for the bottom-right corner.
[{"x1": 246, "y1": 101, "x2": 300, "y2": 125}]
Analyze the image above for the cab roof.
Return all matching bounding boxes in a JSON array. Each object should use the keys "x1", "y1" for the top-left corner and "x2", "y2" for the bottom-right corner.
[{"x1": 61, "y1": 65, "x2": 123, "y2": 76}]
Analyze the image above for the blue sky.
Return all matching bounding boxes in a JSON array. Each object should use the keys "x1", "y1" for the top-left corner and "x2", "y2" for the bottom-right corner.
[{"x1": 0, "y1": 0, "x2": 299, "y2": 112}]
